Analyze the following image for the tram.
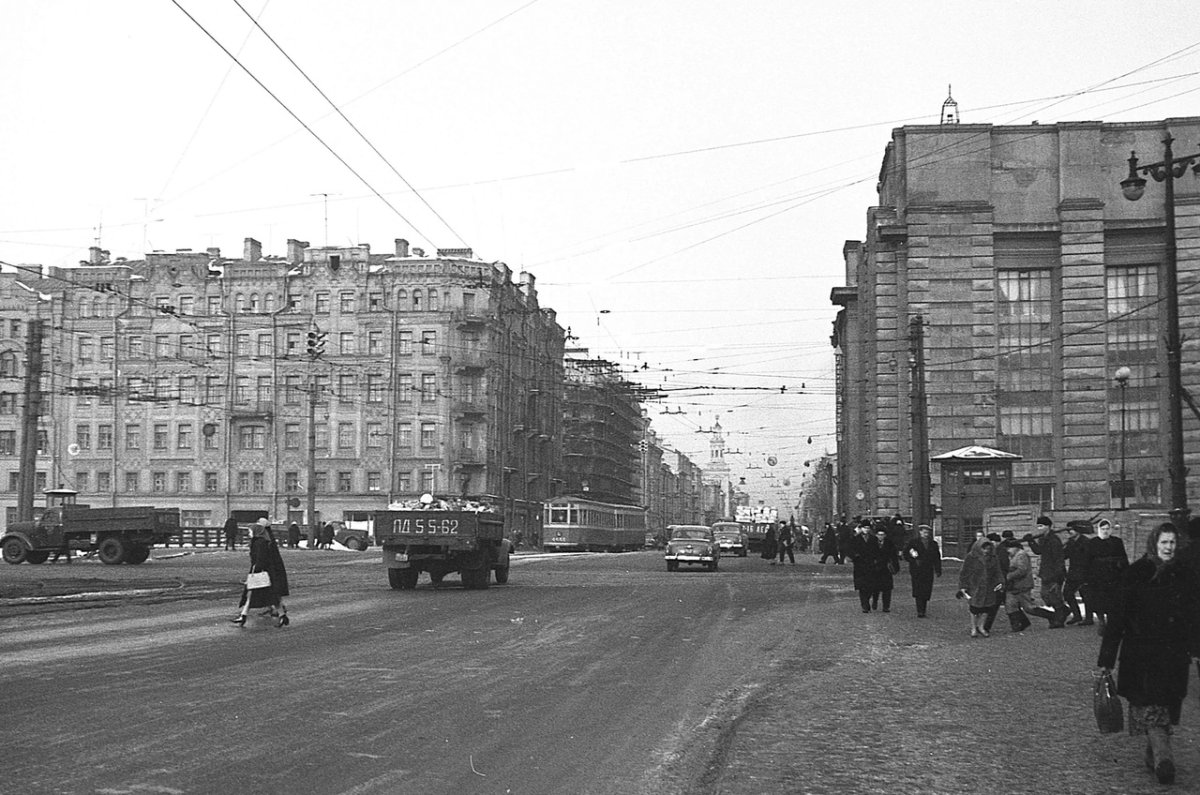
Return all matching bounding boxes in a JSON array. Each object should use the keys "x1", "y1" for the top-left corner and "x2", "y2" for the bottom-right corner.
[{"x1": 543, "y1": 496, "x2": 647, "y2": 552}]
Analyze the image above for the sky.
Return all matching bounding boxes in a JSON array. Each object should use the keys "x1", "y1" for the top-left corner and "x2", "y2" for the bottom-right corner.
[{"x1": 4, "y1": 1, "x2": 1200, "y2": 514}]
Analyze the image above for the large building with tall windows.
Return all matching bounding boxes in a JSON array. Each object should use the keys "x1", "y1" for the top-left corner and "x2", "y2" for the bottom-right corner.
[
  {"x1": 2, "y1": 238, "x2": 565, "y2": 539},
  {"x1": 831, "y1": 116, "x2": 1200, "y2": 549}
]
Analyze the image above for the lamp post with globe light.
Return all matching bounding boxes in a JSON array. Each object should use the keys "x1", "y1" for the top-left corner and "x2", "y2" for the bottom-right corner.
[
  {"x1": 1114, "y1": 366, "x2": 1132, "y2": 510},
  {"x1": 1119, "y1": 134, "x2": 1200, "y2": 514}
]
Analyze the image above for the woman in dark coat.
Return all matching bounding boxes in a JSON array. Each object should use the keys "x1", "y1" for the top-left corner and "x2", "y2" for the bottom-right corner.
[
  {"x1": 231, "y1": 519, "x2": 291, "y2": 627},
  {"x1": 760, "y1": 526, "x2": 777, "y2": 561},
  {"x1": 1098, "y1": 524, "x2": 1200, "y2": 784},
  {"x1": 286, "y1": 521, "x2": 301, "y2": 549},
  {"x1": 864, "y1": 528, "x2": 900, "y2": 612},
  {"x1": 1083, "y1": 518, "x2": 1130, "y2": 634},
  {"x1": 902, "y1": 524, "x2": 942, "y2": 617},
  {"x1": 958, "y1": 538, "x2": 1004, "y2": 637}
]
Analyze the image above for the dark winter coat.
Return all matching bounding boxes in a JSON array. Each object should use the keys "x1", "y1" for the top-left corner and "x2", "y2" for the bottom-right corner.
[
  {"x1": 761, "y1": 527, "x2": 778, "y2": 559},
  {"x1": 1027, "y1": 530, "x2": 1065, "y2": 584},
  {"x1": 1098, "y1": 556, "x2": 1200, "y2": 721},
  {"x1": 1083, "y1": 535, "x2": 1130, "y2": 614},
  {"x1": 846, "y1": 532, "x2": 872, "y2": 589},
  {"x1": 902, "y1": 536, "x2": 942, "y2": 600},
  {"x1": 861, "y1": 535, "x2": 899, "y2": 592},
  {"x1": 959, "y1": 540, "x2": 1004, "y2": 610},
  {"x1": 245, "y1": 535, "x2": 290, "y2": 608},
  {"x1": 1063, "y1": 534, "x2": 1089, "y2": 587},
  {"x1": 820, "y1": 526, "x2": 837, "y2": 555}
]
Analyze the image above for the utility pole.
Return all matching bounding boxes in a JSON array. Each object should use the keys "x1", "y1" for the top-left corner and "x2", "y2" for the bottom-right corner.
[
  {"x1": 306, "y1": 328, "x2": 327, "y2": 541},
  {"x1": 908, "y1": 315, "x2": 931, "y2": 528},
  {"x1": 17, "y1": 320, "x2": 45, "y2": 520}
]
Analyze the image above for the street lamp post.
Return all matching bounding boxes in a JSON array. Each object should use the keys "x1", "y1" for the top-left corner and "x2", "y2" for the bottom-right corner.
[
  {"x1": 1119, "y1": 134, "x2": 1200, "y2": 514},
  {"x1": 1114, "y1": 366, "x2": 1132, "y2": 510}
]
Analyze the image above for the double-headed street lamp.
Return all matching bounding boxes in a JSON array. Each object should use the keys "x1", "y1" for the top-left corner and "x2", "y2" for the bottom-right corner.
[
  {"x1": 1119, "y1": 134, "x2": 1200, "y2": 515},
  {"x1": 1114, "y1": 366, "x2": 1131, "y2": 510}
]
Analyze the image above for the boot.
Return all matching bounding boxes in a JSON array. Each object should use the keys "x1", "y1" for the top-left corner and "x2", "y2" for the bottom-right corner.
[
  {"x1": 1007, "y1": 611, "x2": 1027, "y2": 632},
  {"x1": 1028, "y1": 605, "x2": 1056, "y2": 622},
  {"x1": 1148, "y1": 727, "x2": 1175, "y2": 784},
  {"x1": 1049, "y1": 605, "x2": 1068, "y2": 629}
]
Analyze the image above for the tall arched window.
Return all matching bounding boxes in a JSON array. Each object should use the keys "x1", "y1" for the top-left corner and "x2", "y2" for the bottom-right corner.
[
  {"x1": 397, "y1": 289, "x2": 408, "y2": 309},
  {"x1": 79, "y1": 300, "x2": 91, "y2": 319},
  {"x1": 249, "y1": 293, "x2": 260, "y2": 312},
  {"x1": 264, "y1": 294, "x2": 275, "y2": 312},
  {"x1": 412, "y1": 289, "x2": 422, "y2": 310},
  {"x1": 106, "y1": 297, "x2": 118, "y2": 316},
  {"x1": 428, "y1": 290, "x2": 439, "y2": 311},
  {"x1": 235, "y1": 293, "x2": 246, "y2": 312}
]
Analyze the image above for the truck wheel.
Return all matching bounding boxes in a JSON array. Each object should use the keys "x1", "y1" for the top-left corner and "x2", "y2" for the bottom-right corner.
[
  {"x1": 98, "y1": 537, "x2": 128, "y2": 565},
  {"x1": 2, "y1": 538, "x2": 29, "y2": 564},
  {"x1": 344, "y1": 536, "x2": 365, "y2": 551},
  {"x1": 26, "y1": 550, "x2": 50, "y2": 564},
  {"x1": 388, "y1": 568, "x2": 418, "y2": 590},
  {"x1": 494, "y1": 565, "x2": 510, "y2": 584},
  {"x1": 124, "y1": 545, "x2": 151, "y2": 564}
]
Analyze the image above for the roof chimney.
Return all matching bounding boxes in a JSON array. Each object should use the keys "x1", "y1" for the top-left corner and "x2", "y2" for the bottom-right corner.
[
  {"x1": 88, "y1": 246, "x2": 109, "y2": 265},
  {"x1": 287, "y1": 239, "x2": 309, "y2": 265},
  {"x1": 206, "y1": 246, "x2": 221, "y2": 259},
  {"x1": 395, "y1": 238, "x2": 409, "y2": 257},
  {"x1": 244, "y1": 238, "x2": 262, "y2": 262}
]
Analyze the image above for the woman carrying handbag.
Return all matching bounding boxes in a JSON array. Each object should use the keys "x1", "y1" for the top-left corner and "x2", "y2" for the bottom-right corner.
[
  {"x1": 1096, "y1": 523, "x2": 1200, "y2": 784},
  {"x1": 231, "y1": 519, "x2": 291, "y2": 627}
]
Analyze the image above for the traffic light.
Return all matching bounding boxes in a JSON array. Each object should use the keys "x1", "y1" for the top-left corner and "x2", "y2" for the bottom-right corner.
[{"x1": 306, "y1": 330, "x2": 327, "y2": 358}]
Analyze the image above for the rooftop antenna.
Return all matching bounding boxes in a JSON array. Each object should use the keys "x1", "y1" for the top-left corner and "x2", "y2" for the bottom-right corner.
[
  {"x1": 311, "y1": 193, "x2": 338, "y2": 246},
  {"x1": 941, "y1": 85, "x2": 959, "y2": 125}
]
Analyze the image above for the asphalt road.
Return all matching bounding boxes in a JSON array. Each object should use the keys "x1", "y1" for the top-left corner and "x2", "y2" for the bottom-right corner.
[
  {"x1": 3, "y1": 548, "x2": 1199, "y2": 795},
  {"x1": 0, "y1": 547, "x2": 826, "y2": 795}
]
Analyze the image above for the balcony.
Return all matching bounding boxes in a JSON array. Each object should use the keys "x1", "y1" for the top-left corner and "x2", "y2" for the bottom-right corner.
[
  {"x1": 452, "y1": 445, "x2": 486, "y2": 468},
  {"x1": 453, "y1": 351, "x2": 488, "y2": 372},
  {"x1": 453, "y1": 399, "x2": 487, "y2": 419},
  {"x1": 230, "y1": 401, "x2": 274, "y2": 418},
  {"x1": 453, "y1": 309, "x2": 488, "y2": 328}
]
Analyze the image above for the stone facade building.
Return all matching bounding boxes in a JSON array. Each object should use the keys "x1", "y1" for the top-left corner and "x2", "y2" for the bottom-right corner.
[
  {"x1": 6, "y1": 238, "x2": 564, "y2": 538},
  {"x1": 831, "y1": 117, "x2": 1200, "y2": 550}
]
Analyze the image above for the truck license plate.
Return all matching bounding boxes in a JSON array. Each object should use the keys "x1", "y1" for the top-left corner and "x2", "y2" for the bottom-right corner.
[{"x1": 397, "y1": 553, "x2": 408, "y2": 562}]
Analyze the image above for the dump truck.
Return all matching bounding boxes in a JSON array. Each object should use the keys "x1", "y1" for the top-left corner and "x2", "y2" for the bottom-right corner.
[
  {"x1": 375, "y1": 500, "x2": 511, "y2": 590},
  {"x1": 1, "y1": 489, "x2": 180, "y2": 565}
]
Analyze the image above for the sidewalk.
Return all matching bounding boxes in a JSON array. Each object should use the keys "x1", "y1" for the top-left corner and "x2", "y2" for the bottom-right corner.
[{"x1": 708, "y1": 563, "x2": 1200, "y2": 795}]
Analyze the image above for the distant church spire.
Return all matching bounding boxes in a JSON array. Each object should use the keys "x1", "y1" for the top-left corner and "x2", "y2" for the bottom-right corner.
[{"x1": 941, "y1": 85, "x2": 959, "y2": 125}]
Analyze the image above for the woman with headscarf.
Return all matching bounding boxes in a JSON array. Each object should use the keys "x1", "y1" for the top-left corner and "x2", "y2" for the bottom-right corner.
[
  {"x1": 231, "y1": 518, "x2": 291, "y2": 627},
  {"x1": 1097, "y1": 524, "x2": 1200, "y2": 784},
  {"x1": 902, "y1": 524, "x2": 942, "y2": 617},
  {"x1": 957, "y1": 537, "x2": 1004, "y2": 637},
  {"x1": 1083, "y1": 518, "x2": 1130, "y2": 635},
  {"x1": 760, "y1": 524, "x2": 777, "y2": 562}
]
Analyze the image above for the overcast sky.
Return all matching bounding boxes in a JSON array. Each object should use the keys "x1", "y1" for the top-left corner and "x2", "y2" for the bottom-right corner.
[{"x1": 4, "y1": 1, "x2": 1200, "y2": 513}]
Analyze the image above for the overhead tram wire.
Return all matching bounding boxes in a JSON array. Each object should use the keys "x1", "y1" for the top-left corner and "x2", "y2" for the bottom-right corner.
[
  {"x1": 167, "y1": 0, "x2": 437, "y2": 248},
  {"x1": 230, "y1": 0, "x2": 469, "y2": 248}
]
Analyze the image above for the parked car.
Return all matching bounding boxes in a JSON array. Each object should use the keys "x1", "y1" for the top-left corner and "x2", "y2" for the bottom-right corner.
[
  {"x1": 664, "y1": 525, "x2": 719, "y2": 572},
  {"x1": 334, "y1": 521, "x2": 371, "y2": 551},
  {"x1": 711, "y1": 521, "x2": 749, "y2": 557}
]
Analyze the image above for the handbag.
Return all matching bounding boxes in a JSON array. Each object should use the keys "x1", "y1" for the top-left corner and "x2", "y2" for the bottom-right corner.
[
  {"x1": 1093, "y1": 670, "x2": 1124, "y2": 734},
  {"x1": 245, "y1": 570, "x2": 272, "y2": 590}
]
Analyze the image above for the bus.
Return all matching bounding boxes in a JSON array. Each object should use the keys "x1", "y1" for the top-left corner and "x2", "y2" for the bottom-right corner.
[{"x1": 543, "y1": 496, "x2": 647, "y2": 552}]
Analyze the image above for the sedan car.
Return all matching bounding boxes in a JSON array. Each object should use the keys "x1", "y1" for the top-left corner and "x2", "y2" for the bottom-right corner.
[
  {"x1": 711, "y1": 521, "x2": 749, "y2": 557},
  {"x1": 664, "y1": 525, "x2": 719, "y2": 572}
]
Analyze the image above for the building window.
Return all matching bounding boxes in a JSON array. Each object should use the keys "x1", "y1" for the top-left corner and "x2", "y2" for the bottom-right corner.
[
  {"x1": 421, "y1": 373, "x2": 437, "y2": 402},
  {"x1": 398, "y1": 330, "x2": 413, "y2": 355},
  {"x1": 153, "y1": 424, "x2": 169, "y2": 451},
  {"x1": 177, "y1": 423, "x2": 193, "y2": 450},
  {"x1": 256, "y1": 333, "x2": 273, "y2": 357},
  {"x1": 152, "y1": 472, "x2": 167, "y2": 493},
  {"x1": 76, "y1": 471, "x2": 91, "y2": 493},
  {"x1": 337, "y1": 471, "x2": 353, "y2": 492},
  {"x1": 315, "y1": 471, "x2": 328, "y2": 492},
  {"x1": 339, "y1": 291, "x2": 356, "y2": 313},
  {"x1": 367, "y1": 374, "x2": 385, "y2": 403},
  {"x1": 396, "y1": 422, "x2": 412, "y2": 451},
  {"x1": 412, "y1": 289, "x2": 422, "y2": 310},
  {"x1": 338, "y1": 374, "x2": 355, "y2": 405},
  {"x1": 97, "y1": 424, "x2": 113, "y2": 450},
  {"x1": 284, "y1": 423, "x2": 301, "y2": 450},
  {"x1": 100, "y1": 336, "x2": 115, "y2": 360},
  {"x1": 315, "y1": 424, "x2": 329, "y2": 450},
  {"x1": 75, "y1": 425, "x2": 92, "y2": 451},
  {"x1": 366, "y1": 422, "x2": 383, "y2": 447},
  {"x1": 338, "y1": 331, "x2": 355, "y2": 355},
  {"x1": 284, "y1": 375, "x2": 301, "y2": 405},
  {"x1": 315, "y1": 292, "x2": 330, "y2": 314},
  {"x1": 182, "y1": 509, "x2": 211, "y2": 526},
  {"x1": 239, "y1": 425, "x2": 267, "y2": 450},
  {"x1": 428, "y1": 290, "x2": 439, "y2": 311},
  {"x1": 463, "y1": 292, "x2": 475, "y2": 313},
  {"x1": 256, "y1": 375, "x2": 271, "y2": 404},
  {"x1": 368, "y1": 292, "x2": 383, "y2": 311},
  {"x1": 252, "y1": 472, "x2": 265, "y2": 492},
  {"x1": 179, "y1": 296, "x2": 195, "y2": 316},
  {"x1": 126, "y1": 424, "x2": 142, "y2": 450},
  {"x1": 286, "y1": 331, "x2": 301, "y2": 355},
  {"x1": 0, "y1": 430, "x2": 14, "y2": 456},
  {"x1": 178, "y1": 334, "x2": 194, "y2": 358},
  {"x1": 397, "y1": 470, "x2": 412, "y2": 493},
  {"x1": 421, "y1": 330, "x2": 436, "y2": 355},
  {"x1": 203, "y1": 425, "x2": 220, "y2": 450},
  {"x1": 206, "y1": 296, "x2": 222, "y2": 315},
  {"x1": 235, "y1": 376, "x2": 250, "y2": 404},
  {"x1": 97, "y1": 471, "x2": 111, "y2": 492},
  {"x1": 367, "y1": 471, "x2": 382, "y2": 492},
  {"x1": 367, "y1": 330, "x2": 383, "y2": 355},
  {"x1": 420, "y1": 421, "x2": 437, "y2": 450},
  {"x1": 284, "y1": 472, "x2": 300, "y2": 492},
  {"x1": 0, "y1": 393, "x2": 15, "y2": 415},
  {"x1": 204, "y1": 472, "x2": 219, "y2": 493},
  {"x1": 124, "y1": 471, "x2": 140, "y2": 493},
  {"x1": 337, "y1": 422, "x2": 355, "y2": 451},
  {"x1": 206, "y1": 333, "x2": 221, "y2": 356},
  {"x1": 155, "y1": 335, "x2": 171, "y2": 358},
  {"x1": 179, "y1": 376, "x2": 197, "y2": 405},
  {"x1": 421, "y1": 469, "x2": 435, "y2": 492},
  {"x1": 398, "y1": 374, "x2": 413, "y2": 403},
  {"x1": 236, "y1": 333, "x2": 251, "y2": 357}
]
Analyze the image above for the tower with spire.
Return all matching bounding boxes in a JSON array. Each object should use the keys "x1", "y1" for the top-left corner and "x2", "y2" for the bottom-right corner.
[{"x1": 941, "y1": 85, "x2": 959, "y2": 125}]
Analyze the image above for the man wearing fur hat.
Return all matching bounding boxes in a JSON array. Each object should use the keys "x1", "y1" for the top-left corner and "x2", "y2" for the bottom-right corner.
[{"x1": 1025, "y1": 516, "x2": 1068, "y2": 628}]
